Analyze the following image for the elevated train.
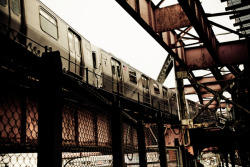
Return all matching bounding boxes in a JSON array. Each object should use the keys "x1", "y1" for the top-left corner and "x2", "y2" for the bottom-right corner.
[{"x1": 0, "y1": 0, "x2": 201, "y2": 117}]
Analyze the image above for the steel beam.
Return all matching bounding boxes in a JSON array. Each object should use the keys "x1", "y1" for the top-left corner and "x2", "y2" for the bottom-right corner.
[
  {"x1": 184, "y1": 84, "x2": 221, "y2": 95},
  {"x1": 157, "y1": 54, "x2": 173, "y2": 83},
  {"x1": 155, "y1": 4, "x2": 190, "y2": 32},
  {"x1": 188, "y1": 70, "x2": 250, "y2": 119},
  {"x1": 202, "y1": 101, "x2": 233, "y2": 109},
  {"x1": 184, "y1": 73, "x2": 234, "y2": 95},
  {"x1": 177, "y1": 0, "x2": 219, "y2": 64},
  {"x1": 209, "y1": 20, "x2": 244, "y2": 37},
  {"x1": 183, "y1": 40, "x2": 249, "y2": 69}
]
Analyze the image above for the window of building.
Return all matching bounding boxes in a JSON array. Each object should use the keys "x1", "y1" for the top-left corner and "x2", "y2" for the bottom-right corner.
[
  {"x1": 129, "y1": 68, "x2": 137, "y2": 84},
  {"x1": 92, "y1": 52, "x2": 97, "y2": 68},
  {"x1": 40, "y1": 9, "x2": 58, "y2": 39},
  {"x1": 0, "y1": 0, "x2": 7, "y2": 6},
  {"x1": 153, "y1": 83, "x2": 160, "y2": 95},
  {"x1": 11, "y1": 0, "x2": 20, "y2": 15}
]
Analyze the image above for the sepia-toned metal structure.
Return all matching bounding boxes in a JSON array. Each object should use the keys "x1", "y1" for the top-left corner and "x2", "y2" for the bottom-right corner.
[
  {"x1": 115, "y1": 0, "x2": 250, "y2": 166},
  {"x1": 0, "y1": 0, "x2": 250, "y2": 166}
]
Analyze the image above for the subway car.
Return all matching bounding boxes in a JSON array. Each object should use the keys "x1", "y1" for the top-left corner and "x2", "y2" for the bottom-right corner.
[{"x1": 0, "y1": 0, "x2": 201, "y2": 116}]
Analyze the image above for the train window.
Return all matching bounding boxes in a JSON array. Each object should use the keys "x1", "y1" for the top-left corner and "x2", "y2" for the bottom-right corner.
[
  {"x1": 0, "y1": 0, "x2": 7, "y2": 6},
  {"x1": 111, "y1": 60, "x2": 116, "y2": 76},
  {"x1": 68, "y1": 31, "x2": 74, "y2": 52},
  {"x1": 11, "y1": 0, "x2": 20, "y2": 15},
  {"x1": 74, "y1": 36, "x2": 81, "y2": 57},
  {"x1": 40, "y1": 9, "x2": 58, "y2": 39},
  {"x1": 129, "y1": 68, "x2": 137, "y2": 84},
  {"x1": 142, "y1": 76, "x2": 149, "y2": 89},
  {"x1": 163, "y1": 88, "x2": 168, "y2": 99},
  {"x1": 117, "y1": 64, "x2": 121, "y2": 78},
  {"x1": 92, "y1": 52, "x2": 97, "y2": 68},
  {"x1": 153, "y1": 83, "x2": 160, "y2": 95}
]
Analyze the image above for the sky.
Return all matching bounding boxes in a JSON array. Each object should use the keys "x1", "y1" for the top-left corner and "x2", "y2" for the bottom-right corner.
[{"x1": 39, "y1": 0, "x2": 238, "y2": 101}]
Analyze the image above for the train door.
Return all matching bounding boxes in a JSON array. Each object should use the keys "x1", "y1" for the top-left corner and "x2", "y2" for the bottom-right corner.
[
  {"x1": 9, "y1": 0, "x2": 21, "y2": 31},
  {"x1": 111, "y1": 58, "x2": 123, "y2": 94},
  {"x1": 0, "y1": 0, "x2": 9, "y2": 26},
  {"x1": 142, "y1": 75, "x2": 150, "y2": 104},
  {"x1": 68, "y1": 30, "x2": 82, "y2": 76},
  {"x1": 0, "y1": 0, "x2": 21, "y2": 31}
]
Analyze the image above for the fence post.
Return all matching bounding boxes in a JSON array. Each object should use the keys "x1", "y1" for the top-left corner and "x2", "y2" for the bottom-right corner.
[
  {"x1": 86, "y1": 68, "x2": 89, "y2": 84},
  {"x1": 157, "y1": 113, "x2": 168, "y2": 167},
  {"x1": 111, "y1": 96, "x2": 125, "y2": 167},
  {"x1": 38, "y1": 51, "x2": 62, "y2": 167},
  {"x1": 137, "y1": 120, "x2": 147, "y2": 167}
]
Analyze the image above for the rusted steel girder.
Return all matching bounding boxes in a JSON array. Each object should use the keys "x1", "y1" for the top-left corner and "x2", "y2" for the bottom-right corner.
[
  {"x1": 202, "y1": 101, "x2": 233, "y2": 109},
  {"x1": 177, "y1": 0, "x2": 243, "y2": 98},
  {"x1": 188, "y1": 70, "x2": 250, "y2": 119},
  {"x1": 155, "y1": 4, "x2": 190, "y2": 32},
  {"x1": 177, "y1": 0, "x2": 219, "y2": 63},
  {"x1": 183, "y1": 40, "x2": 249, "y2": 70},
  {"x1": 183, "y1": 73, "x2": 234, "y2": 95}
]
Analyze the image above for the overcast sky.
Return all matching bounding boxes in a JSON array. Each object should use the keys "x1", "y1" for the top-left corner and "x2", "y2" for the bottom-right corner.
[{"x1": 39, "y1": 0, "x2": 238, "y2": 100}]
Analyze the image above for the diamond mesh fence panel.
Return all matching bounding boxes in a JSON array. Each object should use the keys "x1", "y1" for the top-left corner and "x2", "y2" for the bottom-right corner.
[
  {"x1": 123, "y1": 121, "x2": 139, "y2": 167},
  {"x1": 0, "y1": 86, "x2": 38, "y2": 166},
  {"x1": 61, "y1": 90, "x2": 113, "y2": 167},
  {"x1": 145, "y1": 124, "x2": 160, "y2": 166}
]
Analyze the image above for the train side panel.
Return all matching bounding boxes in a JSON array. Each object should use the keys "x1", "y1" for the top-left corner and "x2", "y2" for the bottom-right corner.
[
  {"x1": 121, "y1": 64, "x2": 141, "y2": 102},
  {"x1": 100, "y1": 49, "x2": 113, "y2": 92},
  {"x1": 24, "y1": 0, "x2": 69, "y2": 69}
]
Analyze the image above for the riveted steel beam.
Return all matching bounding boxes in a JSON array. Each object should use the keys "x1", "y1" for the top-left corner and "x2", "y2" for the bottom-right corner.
[
  {"x1": 177, "y1": 0, "x2": 220, "y2": 64},
  {"x1": 155, "y1": 4, "x2": 191, "y2": 32},
  {"x1": 183, "y1": 40, "x2": 249, "y2": 69}
]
